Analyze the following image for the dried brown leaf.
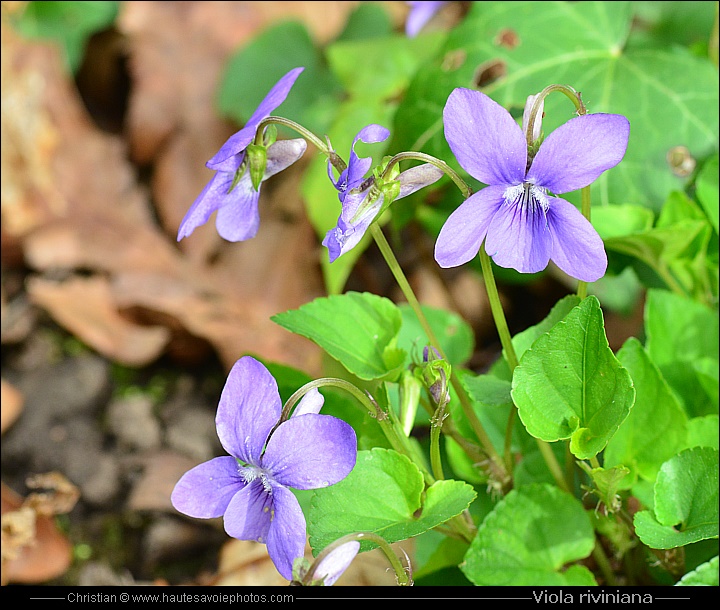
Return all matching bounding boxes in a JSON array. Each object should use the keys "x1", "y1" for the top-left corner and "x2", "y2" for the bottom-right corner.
[
  {"x1": 1, "y1": 481, "x2": 73, "y2": 585},
  {"x1": 0, "y1": 378, "x2": 23, "y2": 434},
  {"x1": 27, "y1": 275, "x2": 171, "y2": 367}
]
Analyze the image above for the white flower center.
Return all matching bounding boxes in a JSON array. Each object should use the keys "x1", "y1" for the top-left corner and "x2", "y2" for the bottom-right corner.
[
  {"x1": 503, "y1": 182, "x2": 549, "y2": 213},
  {"x1": 238, "y1": 464, "x2": 273, "y2": 494}
]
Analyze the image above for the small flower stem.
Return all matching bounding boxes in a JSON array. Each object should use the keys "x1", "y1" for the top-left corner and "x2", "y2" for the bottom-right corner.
[
  {"x1": 429, "y1": 402, "x2": 448, "y2": 481},
  {"x1": 254, "y1": 116, "x2": 347, "y2": 173},
  {"x1": 525, "y1": 84, "x2": 587, "y2": 149},
  {"x1": 369, "y1": 223, "x2": 508, "y2": 485},
  {"x1": 576, "y1": 185, "x2": 592, "y2": 300},
  {"x1": 593, "y1": 540, "x2": 617, "y2": 586},
  {"x1": 478, "y1": 247, "x2": 519, "y2": 371},
  {"x1": 380, "y1": 151, "x2": 473, "y2": 199}
]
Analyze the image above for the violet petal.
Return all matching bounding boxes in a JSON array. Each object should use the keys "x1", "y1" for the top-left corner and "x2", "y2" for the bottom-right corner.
[
  {"x1": 527, "y1": 113, "x2": 630, "y2": 194},
  {"x1": 177, "y1": 170, "x2": 234, "y2": 241},
  {"x1": 214, "y1": 175, "x2": 261, "y2": 242},
  {"x1": 170, "y1": 456, "x2": 243, "y2": 519},
  {"x1": 397, "y1": 163, "x2": 444, "y2": 198},
  {"x1": 443, "y1": 88, "x2": 527, "y2": 187},
  {"x1": 216, "y1": 357, "x2": 282, "y2": 464},
  {"x1": 223, "y1": 478, "x2": 273, "y2": 542},
  {"x1": 206, "y1": 68, "x2": 304, "y2": 172},
  {"x1": 484, "y1": 194, "x2": 553, "y2": 274},
  {"x1": 313, "y1": 540, "x2": 360, "y2": 585},
  {"x1": 266, "y1": 484, "x2": 307, "y2": 581},
  {"x1": 434, "y1": 184, "x2": 506, "y2": 268},
  {"x1": 547, "y1": 196, "x2": 608, "y2": 282},
  {"x1": 264, "y1": 138, "x2": 308, "y2": 179},
  {"x1": 405, "y1": 1, "x2": 447, "y2": 37},
  {"x1": 292, "y1": 388, "x2": 325, "y2": 417},
  {"x1": 262, "y1": 414, "x2": 357, "y2": 490}
]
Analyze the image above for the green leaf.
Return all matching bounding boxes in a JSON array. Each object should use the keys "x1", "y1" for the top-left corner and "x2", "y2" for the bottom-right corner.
[
  {"x1": 634, "y1": 447, "x2": 719, "y2": 549},
  {"x1": 675, "y1": 555, "x2": 719, "y2": 586},
  {"x1": 593, "y1": 204, "x2": 656, "y2": 240},
  {"x1": 11, "y1": 1, "x2": 119, "y2": 73},
  {"x1": 397, "y1": 304, "x2": 474, "y2": 366},
  {"x1": 335, "y1": 1, "x2": 393, "y2": 42},
  {"x1": 645, "y1": 289, "x2": 719, "y2": 417},
  {"x1": 456, "y1": 371, "x2": 528, "y2": 456},
  {"x1": 696, "y1": 154, "x2": 719, "y2": 233},
  {"x1": 308, "y1": 448, "x2": 476, "y2": 552},
  {"x1": 685, "y1": 414, "x2": 720, "y2": 451},
  {"x1": 603, "y1": 338, "x2": 688, "y2": 487},
  {"x1": 327, "y1": 33, "x2": 445, "y2": 101},
  {"x1": 271, "y1": 292, "x2": 406, "y2": 381},
  {"x1": 462, "y1": 484, "x2": 596, "y2": 586},
  {"x1": 490, "y1": 294, "x2": 581, "y2": 379},
  {"x1": 511, "y1": 296, "x2": 635, "y2": 459},
  {"x1": 217, "y1": 20, "x2": 342, "y2": 136},
  {"x1": 629, "y1": 2, "x2": 718, "y2": 50},
  {"x1": 391, "y1": 1, "x2": 718, "y2": 211}
]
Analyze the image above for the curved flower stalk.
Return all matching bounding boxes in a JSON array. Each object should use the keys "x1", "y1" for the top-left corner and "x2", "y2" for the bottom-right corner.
[
  {"x1": 405, "y1": 1, "x2": 448, "y2": 37},
  {"x1": 171, "y1": 357, "x2": 357, "y2": 581},
  {"x1": 323, "y1": 124, "x2": 443, "y2": 262},
  {"x1": 435, "y1": 88, "x2": 630, "y2": 282},
  {"x1": 177, "y1": 67, "x2": 306, "y2": 242}
]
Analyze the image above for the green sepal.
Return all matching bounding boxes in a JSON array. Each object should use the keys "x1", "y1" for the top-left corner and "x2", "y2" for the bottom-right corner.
[{"x1": 246, "y1": 143, "x2": 268, "y2": 191}]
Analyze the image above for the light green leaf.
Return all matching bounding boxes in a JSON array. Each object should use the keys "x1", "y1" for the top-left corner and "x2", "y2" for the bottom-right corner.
[
  {"x1": 604, "y1": 338, "x2": 688, "y2": 487},
  {"x1": 217, "y1": 20, "x2": 342, "y2": 136},
  {"x1": 645, "y1": 289, "x2": 719, "y2": 417},
  {"x1": 512, "y1": 296, "x2": 635, "y2": 459},
  {"x1": 491, "y1": 294, "x2": 581, "y2": 380},
  {"x1": 327, "y1": 33, "x2": 445, "y2": 101},
  {"x1": 271, "y1": 292, "x2": 406, "y2": 381},
  {"x1": 593, "y1": 205, "x2": 656, "y2": 240},
  {"x1": 308, "y1": 448, "x2": 476, "y2": 552},
  {"x1": 462, "y1": 484, "x2": 596, "y2": 586},
  {"x1": 696, "y1": 154, "x2": 719, "y2": 233},
  {"x1": 456, "y1": 371, "x2": 527, "y2": 456},
  {"x1": 685, "y1": 414, "x2": 720, "y2": 451},
  {"x1": 11, "y1": 1, "x2": 119, "y2": 73},
  {"x1": 634, "y1": 447, "x2": 719, "y2": 549},
  {"x1": 397, "y1": 304, "x2": 474, "y2": 366},
  {"x1": 675, "y1": 555, "x2": 719, "y2": 586}
]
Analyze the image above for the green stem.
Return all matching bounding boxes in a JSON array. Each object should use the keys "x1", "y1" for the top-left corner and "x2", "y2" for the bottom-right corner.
[
  {"x1": 478, "y1": 247, "x2": 519, "y2": 370},
  {"x1": 381, "y1": 151, "x2": 472, "y2": 199},
  {"x1": 576, "y1": 185, "x2": 592, "y2": 299},
  {"x1": 536, "y1": 438, "x2": 570, "y2": 493},
  {"x1": 593, "y1": 540, "x2": 617, "y2": 586},
  {"x1": 429, "y1": 404, "x2": 447, "y2": 482},
  {"x1": 369, "y1": 224, "x2": 508, "y2": 484},
  {"x1": 254, "y1": 116, "x2": 347, "y2": 173}
]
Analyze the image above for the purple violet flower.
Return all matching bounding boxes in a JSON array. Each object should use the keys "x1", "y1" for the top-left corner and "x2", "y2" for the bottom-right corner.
[
  {"x1": 405, "y1": 1, "x2": 448, "y2": 37},
  {"x1": 171, "y1": 356, "x2": 357, "y2": 581},
  {"x1": 323, "y1": 124, "x2": 443, "y2": 262},
  {"x1": 434, "y1": 89, "x2": 629, "y2": 282},
  {"x1": 177, "y1": 67, "x2": 306, "y2": 242}
]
